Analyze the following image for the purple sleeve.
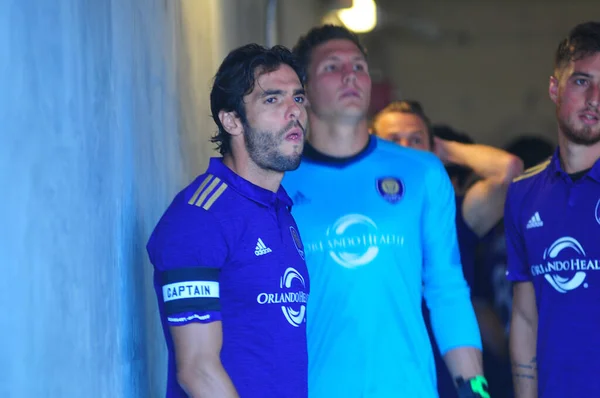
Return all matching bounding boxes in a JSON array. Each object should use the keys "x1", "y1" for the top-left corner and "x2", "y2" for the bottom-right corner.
[
  {"x1": 504, "y1": 185, "x2": 531, "y2": 282},
  {"x1": 147, "y1": 198, "x2": 229, "y2": 326}
]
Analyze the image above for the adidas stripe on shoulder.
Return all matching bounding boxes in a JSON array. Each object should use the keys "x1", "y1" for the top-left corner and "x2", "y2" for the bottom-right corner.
[
  {"x1": 188, "y1": 174, "x2": 228, "y2": 210},
  {"x1": 513, "y1": 159, "x2": 551, "y2": 182}
]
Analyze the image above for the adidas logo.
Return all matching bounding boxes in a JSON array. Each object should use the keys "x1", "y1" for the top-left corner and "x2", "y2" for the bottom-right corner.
[
  {"x1": 254, "y1": 238, "x2": 272, "y2": 256},
  {"x1": 526, "y1": 212, "x2": 544, "y2": 229}
]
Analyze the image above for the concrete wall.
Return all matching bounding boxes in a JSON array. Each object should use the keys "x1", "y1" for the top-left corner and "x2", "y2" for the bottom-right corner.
[
  {"x1": 366, "y1": 1, "x2": 600, "y2": 148},
  {"x1": 1, "y1": 0, "x2": 320, "y2": 396}
]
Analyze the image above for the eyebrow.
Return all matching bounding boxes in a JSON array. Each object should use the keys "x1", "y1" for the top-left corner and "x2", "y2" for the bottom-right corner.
[
  {"x1": 258, "y1": 88, "x2": 305, "y2": 98},
  {"x1": 322, "y1": 55, "x2": 366, "y2": 63},
  {"x1": 571, "y1": 72, "x2": 594, "y2": 79},
  {"x1": 259, "y1": 89, "x2": 284, "y2": 98}
]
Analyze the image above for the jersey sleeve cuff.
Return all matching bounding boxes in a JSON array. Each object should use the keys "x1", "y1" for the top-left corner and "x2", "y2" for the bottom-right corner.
[
  {"x1": 167, "y1": 311, "x2": 222, "y2": 326},
  {"x1": 505, "y1": 269, "x2": 532, "y2": 282}
]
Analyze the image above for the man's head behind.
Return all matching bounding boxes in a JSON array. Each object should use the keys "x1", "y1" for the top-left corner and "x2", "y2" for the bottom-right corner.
[
  {"x1": 293, "y1": 25, "x2": 371, "y2": 123},
  {"x1": 551, "y1": 21, "x2": 600, "y2": 146},
  {"x1": 210, "y1": 44, "x2": 305, "y2": 156},
  {"x1": 372, "y1": 100, "x2": 434, "y2": 151},
  {"x1": 293, "y1": 24, "x2": 367, "y2": 81}
]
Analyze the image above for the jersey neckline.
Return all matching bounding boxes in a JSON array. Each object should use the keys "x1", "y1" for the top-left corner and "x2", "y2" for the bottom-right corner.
[
  {"x1": 207, "y1": 157, "x2": 292, "y2": 208},
  {"x1": 301, "y1": 134, "x2": 377, "y2": 168},
  {"x1": 549, "y1": 147, "x2": 600, "y2": 183}
]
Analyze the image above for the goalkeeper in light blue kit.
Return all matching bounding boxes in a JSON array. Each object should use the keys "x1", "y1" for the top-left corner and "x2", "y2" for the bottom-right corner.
[{"x1": 283, "y1": 25, "x2": 488, "y2": 398}]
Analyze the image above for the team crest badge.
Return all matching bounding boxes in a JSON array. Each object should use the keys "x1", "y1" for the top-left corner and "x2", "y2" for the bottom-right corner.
[
  {"x1": 595, "y1": 199, "x2": 600, "y2": 226},
  {"x1": 289, "y1": 226, "x2": 305, "y2": 260},
  {"x1": 376, "y1": 177, "x2": 404, "y2": 204}
]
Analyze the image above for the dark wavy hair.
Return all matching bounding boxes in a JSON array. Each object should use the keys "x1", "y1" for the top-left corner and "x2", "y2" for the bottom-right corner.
[
  {"x1": 293, "y1": 24, "x2": 367, "y2": 81},
  {"x1": 210, "y1": 44, "x2": 305, "y2": 155},
  {"x1": 555, "y1": 21, "x2": 600, "y2": 78}
]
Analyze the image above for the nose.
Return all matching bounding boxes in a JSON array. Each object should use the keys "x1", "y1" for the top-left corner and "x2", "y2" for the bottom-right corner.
[
  {"x1": 396, "y1": 138, "x2": 409, "y2": 148},
  {"x1": 286, "y1": 97, "x2": 303, "y2": 121},
  {"x1": 589, "y1": 84, "x2": 600, "y2": 108},
  {"x1": 342, "y1": 64, "x2": 357, "y2": 84}
]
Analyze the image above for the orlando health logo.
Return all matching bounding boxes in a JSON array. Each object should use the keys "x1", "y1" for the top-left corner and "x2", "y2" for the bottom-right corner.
[
  {"x1": 305, "y1": 214, "x2": 404, "y2": 269},
  {"x1": 256, "y1": 267, "x2": 308, "y2": 327},
  {"x1": 530, "y1": 236, "x2": 600, "y2": 293}
]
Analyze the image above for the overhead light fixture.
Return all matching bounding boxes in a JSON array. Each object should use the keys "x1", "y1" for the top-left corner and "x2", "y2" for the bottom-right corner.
[{"x1": 337, "y1": 0, "x2": 377, "y2": 33}]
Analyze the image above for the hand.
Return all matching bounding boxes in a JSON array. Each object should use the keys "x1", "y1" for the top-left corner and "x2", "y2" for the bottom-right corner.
[
  {"x1": 433, "y1": 136, "x2": 450, "y2": 165},
  {"x1": 456, "y1": 375, "x2": 490, "y2": 398}
]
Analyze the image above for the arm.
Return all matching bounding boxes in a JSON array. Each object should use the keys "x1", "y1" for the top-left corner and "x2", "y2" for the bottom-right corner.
[
  {"x1": 472, "y1": 298, "x2": 509, "y2": 359},
  {"x1": 503, "y1": 183, "x2": 537, "y2": 398},
  {"x1": 434, "y1": 137, "x2": 524, "y2": 237},
  {"x1": 147, "y1": 201, "x2": 236, "y2": 397},
  {"x1": 510, "y1": 282, "x2": 538, "y2": 398},
  {"x1": 421, "y1": 157, "x2": 484, "y2": 383},
  {"x1": 171, "y1": 322, "x2": 239, "y2": 398}
]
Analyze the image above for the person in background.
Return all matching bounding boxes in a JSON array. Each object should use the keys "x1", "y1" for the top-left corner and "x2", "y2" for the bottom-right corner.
[
  {"x1": 373, "y1": 101, "x2": 523, "y2": 397},
  {"x1": 506, "y1": 21, "x2": 600, "y2": 398},
  {"x1": 284, "y1": 24, "x2": 486, "y2": 398}
]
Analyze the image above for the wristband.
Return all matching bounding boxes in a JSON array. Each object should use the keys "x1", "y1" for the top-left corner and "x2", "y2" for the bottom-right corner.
[{"x1": 455, "y1": 375, "x2": 490, "y2": 398}]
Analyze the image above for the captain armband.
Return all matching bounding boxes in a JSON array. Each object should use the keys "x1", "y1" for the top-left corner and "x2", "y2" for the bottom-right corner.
[
  {"x1": 456, "y1": 375, "x2": 490, "y2": 398},
  {"x1": 160, "y1": 267, "x2": 221, "y2": 315}
]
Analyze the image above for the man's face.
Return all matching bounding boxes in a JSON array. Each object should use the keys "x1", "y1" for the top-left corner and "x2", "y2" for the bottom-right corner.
[
  {"x1": 243, "y1": 64, "x2": 307, "y2": 172},
  {"x1": 550, "y1": 52, "x2": 600, "y2": 146},
  {"x1": 306, "y1": 39, "x2": 371, "y2": 122},
  {"x1": 374, "y1": 112, "x2": 431, "y2": 151}
]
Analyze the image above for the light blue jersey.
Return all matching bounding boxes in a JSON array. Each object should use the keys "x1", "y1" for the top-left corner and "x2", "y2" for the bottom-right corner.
[{"x1": 283, "y1": 136, "x2": 481, "y2": 398}]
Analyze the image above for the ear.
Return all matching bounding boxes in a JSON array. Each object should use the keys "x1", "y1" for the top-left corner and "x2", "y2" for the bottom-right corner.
[
  {"x1": 549, "y1": 75, "x2": 559, "y2": 104},
  {"x1": 218, "y1": 110, "x2": 243, "y2": 136}
]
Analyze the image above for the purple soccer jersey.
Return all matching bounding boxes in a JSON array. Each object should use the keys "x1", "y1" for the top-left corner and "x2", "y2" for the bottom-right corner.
[
  {"x1": 505, "y1": 149, "x2": 600, "y2": 397},
  {"x1": 147, "y1": 158, "x2": 309, "y2": 398}
]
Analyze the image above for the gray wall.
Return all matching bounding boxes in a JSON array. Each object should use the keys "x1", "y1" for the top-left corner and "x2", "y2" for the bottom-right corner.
[{"x1": 1, "y1": 0, "x2": 319, "y2": 396}]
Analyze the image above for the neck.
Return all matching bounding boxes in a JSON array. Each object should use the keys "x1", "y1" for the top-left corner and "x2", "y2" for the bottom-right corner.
[
  {"x1": 307, "y1": 112, "x2": 370, "y2": 157},
  {"x1": 222, "y1": 153, "x2": 283, "y2": 193},
  {"x1": 558, "y1": 132, "x2": 600, "y2": 174}
]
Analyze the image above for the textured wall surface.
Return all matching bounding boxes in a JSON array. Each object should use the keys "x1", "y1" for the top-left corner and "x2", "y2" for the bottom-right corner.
[
  {"x1": 1, "y1": 0, "x2": 184, "y2": 396},
  {"x1": 1, "y1": 0, "x2": 320, "y2": 396}
]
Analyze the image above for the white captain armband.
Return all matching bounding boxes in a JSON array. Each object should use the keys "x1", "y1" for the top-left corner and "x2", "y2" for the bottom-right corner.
[{"x1": 160, "y1": 267, "x2": 220, "y2": 315}]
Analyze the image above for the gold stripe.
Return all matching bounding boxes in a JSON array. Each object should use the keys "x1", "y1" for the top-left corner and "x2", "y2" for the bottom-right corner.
[
  {"x1": 188, "y1": 174, "x2": 214, "y2": 205},
  {"x1": 202, "y1": 183, "x2": 228, "y2": 210},
  {"x1": 195, "y1": 177, "x2": 221, "y2": 207},
  {"x1": 523, "y1": 160, "x2": 551, "y2": 175},
  {"x1": 513, "y1": 160, "x2": 551, "y2": 182}
]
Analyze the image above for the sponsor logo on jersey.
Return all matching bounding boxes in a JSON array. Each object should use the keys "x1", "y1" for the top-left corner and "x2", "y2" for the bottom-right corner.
[
  {"x1": 305, "y1": 214, "x2": 404, "y2": 268},
  {"x1": 256, "y1": 267, "x2": 308, "y2": 327},
  {"x1": 530, "y1": 236, "x2": 600, "y2": 293},
  {"x1": 376, "y1": 177, "x2": 404, "y2": 204}
]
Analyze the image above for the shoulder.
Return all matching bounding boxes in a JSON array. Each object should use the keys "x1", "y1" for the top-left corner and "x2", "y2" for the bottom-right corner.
[
  {"x1": 373, "y1": 137, "x2": 443, "y2": 169},
  {"x1": 508, "y1": 159, "x2": 552, "y2": 197},
  {"x1": 182, "y1": 172, "x2": 235, "y2": 214},
  {"x1": 147, "y1": 173, "x2": 234, "y2": 269}
]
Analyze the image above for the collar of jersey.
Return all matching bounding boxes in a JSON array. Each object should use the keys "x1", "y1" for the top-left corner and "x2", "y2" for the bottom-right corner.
[
  {"x1": 301, "y1": 134, "x2": 377, "y2": 168},
  {"x1": 207, "y1": 157, "x2": 292, "y2": 208},
  {"x1": 549, "y1": 147, "x2": 600, "y2": 183}
]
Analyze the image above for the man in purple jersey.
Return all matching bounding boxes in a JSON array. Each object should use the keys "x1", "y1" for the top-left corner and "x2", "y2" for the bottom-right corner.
[
  {"x1": 146, "y1": 44, "x2": 309, "y2": 397},
  {"x1": 506, "y1": 21, "x2": 600, "y2": 398}
]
